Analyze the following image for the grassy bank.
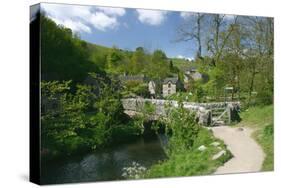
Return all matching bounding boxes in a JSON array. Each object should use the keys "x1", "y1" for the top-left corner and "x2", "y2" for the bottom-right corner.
[
  {"x1": 239, "y1": 105, "x2": 274, "y2": 171},
  {"x1": 145, "y1": 128, "x2": 232, "y2": 178}
]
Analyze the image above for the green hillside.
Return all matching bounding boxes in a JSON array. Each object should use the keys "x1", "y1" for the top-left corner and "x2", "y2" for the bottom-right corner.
[{"x1": 170, "y1": 58, "x2": 197, "y2": 70}]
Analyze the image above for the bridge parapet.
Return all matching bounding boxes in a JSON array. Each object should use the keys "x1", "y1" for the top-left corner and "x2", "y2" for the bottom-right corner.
[{"x1": 121, "y1": 98, "x2": 240, "y2": 126}]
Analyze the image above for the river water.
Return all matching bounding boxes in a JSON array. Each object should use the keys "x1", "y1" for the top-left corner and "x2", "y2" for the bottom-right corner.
[{"x1": 41, "y1": 134, "x2": 167, "y2": 184}]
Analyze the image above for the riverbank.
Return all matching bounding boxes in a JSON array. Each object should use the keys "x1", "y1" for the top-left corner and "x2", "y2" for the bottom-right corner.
[
  {"x1": 145, "y1": 128, "x2": 232, "y2": 178},
  {"x1": 237, "y1": 105, "x2": 274, "y2": 171}
]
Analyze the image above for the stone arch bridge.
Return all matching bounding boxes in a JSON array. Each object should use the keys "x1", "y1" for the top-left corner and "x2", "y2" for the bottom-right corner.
[{"x1": 121, "y1": 98, "x2": 240, "y2": 126}]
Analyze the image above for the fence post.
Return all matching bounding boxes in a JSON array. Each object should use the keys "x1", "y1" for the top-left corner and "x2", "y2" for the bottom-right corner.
[{"x1": 227, "y1": 104, "x2": 232, "y2": 124}]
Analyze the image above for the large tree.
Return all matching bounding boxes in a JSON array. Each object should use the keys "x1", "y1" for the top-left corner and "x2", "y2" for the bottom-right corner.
[{"x1": 177, "y1": 13, "x2": 206, "y2": 59}]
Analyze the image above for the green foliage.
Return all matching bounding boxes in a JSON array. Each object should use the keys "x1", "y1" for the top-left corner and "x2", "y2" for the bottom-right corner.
[
  {"x1": 170, "y1": 58, "x2": 196, "y2": 70},
  {"x1": 164, "y1": 104, "x2": 200, "y2": 154},
  {"x1": 41, "y1": 80, "x2": 142, "y2": 158},
  {"x1": 106, "y1": 47, "x2": 130, "y2": 74},
  {"x1": 130, "y1": 47, "x2": 147, "y2": 74},
  {"x1": 146, "y1": 50, "x2": 171, "y2": 79},
  {"x1": 88, "y1": 44, "x2": 110, "y2": 70},
  {"x1": 143, "y1": 104, "x2": 231, "y2": 178},
  {"x1": 39, "y1": 13, "x2": 273, "y2": 178},
  {"x1": 256, "y1": 88, "x2": 273, "y2": 105},
  {"x1": 145, "y1": 128, "x2": 232, "y2": 177},
  {"x1": 130, "y1": 101, "x2": 157, "y2": 134},
  {"x1": 166, "y1": 92, "x2": 190, "y2": 101},
  {"x1": 121, "y1": 80, "x2": 149, "y2": 98},
  {"x1": 143, "y1": 101, "x2": 157, "y2": 115},
  {"x1": 41, "y1": 15, "x2": 102, "y2": 82},
  {"x1": 257, "y1": 123, "x2": 274, "y2": 171},
  {"x1": 186, "y1": 80, "x2": 206, "y2": 102}
]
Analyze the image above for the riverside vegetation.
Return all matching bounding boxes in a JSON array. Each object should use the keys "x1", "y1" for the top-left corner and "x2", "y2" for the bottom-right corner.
[{"x1": 36, "y1": 11, "x2": 274, "y2": 181}]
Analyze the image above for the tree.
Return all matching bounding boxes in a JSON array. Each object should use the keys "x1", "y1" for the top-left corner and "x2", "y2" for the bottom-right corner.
[
  {"x1": 240, "y1": 16, "x2": 274, "y2": 105},
  {"x1": 207, "y1": 15, "x2": 238, "y2": 66},
  {"x1": 147, "y1": 50, "x2": 170, "y2": 79},
  {"x1": 106, "y1": 47, "x2": 124, "y2": 73},
  {"x1": 177, "y1": 13, "x2": 205, "y2": 59},
  {"x1": 130, "y1": 47, "x2": 147, "y2": 74},
  {"x1": 41, "y1": 14, "x2": 97, "y2": 82}
]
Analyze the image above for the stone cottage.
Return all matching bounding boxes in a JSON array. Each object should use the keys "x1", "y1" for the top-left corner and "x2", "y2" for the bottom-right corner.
[
  {"x1": 183, "y1": 67, "x2": 202, "y2": 90},
  {"x1": 162, "y1": 77, "x2": 179, "y2": 97},
  {"x1": 184, "y1": 67, "x2": 202, "y2": 81}
]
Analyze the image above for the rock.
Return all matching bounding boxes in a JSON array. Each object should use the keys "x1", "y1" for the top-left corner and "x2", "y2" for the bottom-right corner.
[
  {"x1": 210, "y1": 141, "x2": 220, "y2": 147},
  {"x1": 212, "y1": 150, "x2": 226, "y2": 160},
  {"x1": 198, "y1": 145, "x2": 207, "y2": 151},
  {"x1": 237, "y1": 127, "x2": 244, "y2": 131}
]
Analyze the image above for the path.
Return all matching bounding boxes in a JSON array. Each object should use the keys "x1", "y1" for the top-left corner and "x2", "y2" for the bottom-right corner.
[{"x1": 211, "y1": 126, "x2": 265, "y2": 174}]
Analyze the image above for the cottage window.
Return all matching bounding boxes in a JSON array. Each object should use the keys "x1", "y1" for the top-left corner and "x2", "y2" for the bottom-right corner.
[{"x1": 168, "y1": 83, "x2": 171, "y2": 88}]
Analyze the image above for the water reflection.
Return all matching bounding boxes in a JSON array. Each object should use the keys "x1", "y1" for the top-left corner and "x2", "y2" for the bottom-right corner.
[{"x1": 41, "y1": 135, "x2": 167, "y2": 184}]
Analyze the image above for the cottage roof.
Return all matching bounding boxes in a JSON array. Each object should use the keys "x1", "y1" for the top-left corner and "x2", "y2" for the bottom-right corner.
[
  {"x1": 185, "y1": 66, "x2": 197, "y2": 72},
  {"x1": 119, "y1": 74, "x2": 145, "y2": 82},
  {"x1": 163, "y1": 77, "x2": 178, "y2": 84}
]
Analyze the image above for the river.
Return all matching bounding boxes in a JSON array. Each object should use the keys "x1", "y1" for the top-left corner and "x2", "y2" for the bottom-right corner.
[{"x1": 41, "y1": 134, "x2": 167, "y2": 184}]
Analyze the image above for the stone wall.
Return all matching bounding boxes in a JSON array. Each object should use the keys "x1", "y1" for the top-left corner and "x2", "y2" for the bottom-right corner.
[{"x1": 121, "y1": 98, "x2": 240, "y2": 126}]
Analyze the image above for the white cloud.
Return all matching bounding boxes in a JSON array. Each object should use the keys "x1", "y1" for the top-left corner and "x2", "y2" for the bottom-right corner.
[
  {"x1": 180, "y1": 12, "x2": 194, "y2": 20},
  {"x1": 41, "y1": 4, "x2": 126, "y2": 33},
  {"x1": 136, "y1": 9, "x2": 167, "y2": 26},
  {"x1": 51, "y1": 17, "x2": 91, "y2": 33},
  {"x1": 90, "y1": 12, "x2": 118, "y2": 31},
  {"x1": 176, "y1": 55, "x2": 186, "y2": 59},
  {"x1": 176, "y1": 55, "x2": 194, "y2": 61},
  {"x1": 187, "y1": 57, "x2": 195, "y2": 61},
  {"x1": 96, "y1": 7, "x2": 126, "y2": 16}
]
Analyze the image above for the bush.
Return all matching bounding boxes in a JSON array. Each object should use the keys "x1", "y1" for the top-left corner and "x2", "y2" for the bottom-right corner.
[
  {"x1": 41, "y1": 80, "x2": 143, "y2": 159},
  {"x1": 164, "y1": 104, "x2": 200, "y2": 154},
  {"x1": 122, "y1": 80, "x2": 149, "y2": 98},
  {"x1": 256, "y1": 89, "x2": 273, "y2": 105}
]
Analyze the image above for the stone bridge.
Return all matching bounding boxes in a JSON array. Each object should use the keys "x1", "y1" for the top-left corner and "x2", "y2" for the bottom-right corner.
[{"x1": 121, "y1": 98, "x2": 240, "y2": 126}]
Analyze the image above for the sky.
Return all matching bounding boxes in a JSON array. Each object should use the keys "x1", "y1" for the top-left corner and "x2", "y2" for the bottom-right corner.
[{"x1": 39, "y1": 3, "x2": 234, "y2": 60}]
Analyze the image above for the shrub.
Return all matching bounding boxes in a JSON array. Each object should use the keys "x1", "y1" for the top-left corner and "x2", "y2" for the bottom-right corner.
[{"x1": 164, "y1": 103, "x2": 200, "y2": 154}]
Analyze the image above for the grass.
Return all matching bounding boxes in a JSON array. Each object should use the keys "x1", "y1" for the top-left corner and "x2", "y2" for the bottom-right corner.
[
  {"x1": 238, "y1": 105, "x2": 274, "y2": 171},
  {"x1": 145, "y1": 128, "x2": 232, "y2": 178},
  {"x1": 170, "y1": 58, "x2": 198, "y2": 70}
]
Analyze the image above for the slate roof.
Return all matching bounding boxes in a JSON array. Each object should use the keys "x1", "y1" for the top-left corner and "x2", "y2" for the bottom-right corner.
[
  {"x1": 185, "y1": 67, "x2": 197, "y2": 72},
  {"x1": 163, "y1": 77, "x2": 178, "y2": 84},
  {"x1": 119, "y1": 74, "x2": 145, "y2": 82}
]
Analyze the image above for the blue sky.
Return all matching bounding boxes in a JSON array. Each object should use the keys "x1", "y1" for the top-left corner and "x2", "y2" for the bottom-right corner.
[{"x1": 40, "y1": 3, "x2": 231, "y2": 60}]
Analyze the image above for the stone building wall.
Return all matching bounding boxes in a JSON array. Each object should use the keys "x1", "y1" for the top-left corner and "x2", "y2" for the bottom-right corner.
[{"x1": 162, "y1": 82, "x2": 176, "y2": 97}]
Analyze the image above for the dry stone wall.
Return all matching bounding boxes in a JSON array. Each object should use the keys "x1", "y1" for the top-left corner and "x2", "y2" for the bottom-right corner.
[{"x1": 121, "y1": 98, "x2": 240, "y2": 126}]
